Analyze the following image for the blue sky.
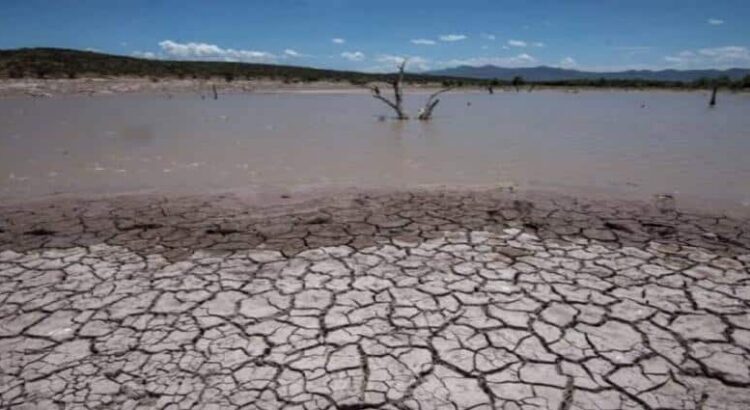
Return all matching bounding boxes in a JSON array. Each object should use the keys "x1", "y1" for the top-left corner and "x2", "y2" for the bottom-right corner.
[{"x1": 1, "y1": 0, "x2": 749, "y2": 72}]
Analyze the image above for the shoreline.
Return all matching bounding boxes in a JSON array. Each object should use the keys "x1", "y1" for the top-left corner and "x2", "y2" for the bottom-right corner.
[
  {"x1": 2, "y1": 186, "x2": 748, "y2": 255},
  {"x1": 1, "y1": 77, "x2": 743, "y2": 99},
  {"x1": 3, "y1": 181, "x2": 749, "y2": 219}
]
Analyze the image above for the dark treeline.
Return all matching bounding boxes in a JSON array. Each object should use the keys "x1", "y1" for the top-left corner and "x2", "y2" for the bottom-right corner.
[
  {"x1": 532, "y1": 76, "x2": 750, "y2": 90},
  {"x1": 2, "y1": 48, "x2": 749, "y2": 90}
]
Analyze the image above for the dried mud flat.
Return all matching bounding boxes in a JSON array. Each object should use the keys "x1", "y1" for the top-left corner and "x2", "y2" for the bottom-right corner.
[{"x1": 1, "y1": 189, "x2": 749, "y2": 409}]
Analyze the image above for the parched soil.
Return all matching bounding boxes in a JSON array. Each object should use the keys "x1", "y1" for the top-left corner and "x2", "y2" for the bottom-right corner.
[{"x1": 1, "y1": 189, "x2": 749, "y2": 409}]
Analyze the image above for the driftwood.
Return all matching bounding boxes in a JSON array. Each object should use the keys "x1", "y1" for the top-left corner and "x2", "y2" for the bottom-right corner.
[
  {"x1": 418, "y1": 88, "x2": 453, "y2": 120},
  {"x1": 369, "y1": 59, "x2": 408, "y2": 120}
]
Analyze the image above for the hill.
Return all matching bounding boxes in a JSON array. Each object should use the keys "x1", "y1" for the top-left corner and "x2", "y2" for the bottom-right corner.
[
  {"x1": 427, "y1": 65, "x2": 750, "y2": 82},
  {"x1": 0, "y1": 47, "x2": 475, "y2": 85}
]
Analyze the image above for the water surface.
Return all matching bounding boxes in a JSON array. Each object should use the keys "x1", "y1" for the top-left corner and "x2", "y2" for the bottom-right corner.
[{"x1": 1, "y1": 90, "x2": 749, "y2": 208}]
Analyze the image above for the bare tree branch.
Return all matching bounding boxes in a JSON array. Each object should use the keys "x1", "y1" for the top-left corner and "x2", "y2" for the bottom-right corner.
[
  {"x1": 396, "y1": 59, "x2": 407, "y2": 84},
  {"x1": 417, "y1": 87, "x2": 452, "y2": 120},
  {"x1": 369, "y1": 87, "x2": 400, "y2": 113},
  {"x1": 369, "y1": 59, "x2": 409, "y2": 120},
  {"x1": 369, "y1": 58, "x2": 450, "y2": 121}
]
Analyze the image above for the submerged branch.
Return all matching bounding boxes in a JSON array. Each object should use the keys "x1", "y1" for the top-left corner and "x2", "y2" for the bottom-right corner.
[{"x1": 418, "y1": 87, "x2": 453, "y2": 120}]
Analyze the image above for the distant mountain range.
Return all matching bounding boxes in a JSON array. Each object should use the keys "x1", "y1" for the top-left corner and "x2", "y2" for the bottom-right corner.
[{"x1": 426, "y1": 65, "x2": 750, "y2": 82}]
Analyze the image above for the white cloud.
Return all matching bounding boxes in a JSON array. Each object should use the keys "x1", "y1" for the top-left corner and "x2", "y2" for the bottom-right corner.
[
  {"x1": 481, "y1": 34, "x2": 496, "y2": 41},
  {"x1": 411, "y1": 39, "x2": 436, "y2": 45},
  {"x1": 507, "y1": 40, "x2": 545, "y2": 48},
  {"x1": 158, "y1": 40, "x2": 276, "y2": 62},
  {"x1": 708, "y1": 18, "x2": 724, "y2": 25},
  {"x1": 332, "y1": 38, "x2": 346, "y2": 44},
  {"x1": 284, "y1": 49, "x2": 301, "y2": 57},
  {"x1": 514, "y1": 53, "x2": 536, "y2": 63},
  {"x1": 559, "y1": 57, "x2": 577, "y2": 68},
  {"x1": 443, "y1": 53, "x2": 537, "y2": 67},
  {"x1": 132, "y1": 51, "x2": 157, "y2": 59},
  {"x1": 664, "y1": 46, "x2": 750, "y2": 68},
  {"x1": 369, "y1": 55, "x2": 431, "y2": 72},
  {"x1": 376, "y1": 55, "x2": 406, "y2": 65},
  {"x1": 341, "y1": 51, "x2": 365, "y2": 61},
  {"x1": 664, "y1": 51, "x2": 695, "y2": 64},
  {"x1": 698, "y1": 46, "x2": 749, "y2": 61},
  {"x1": 439, "y1": 34, "x2": 467, "y2": 42}
]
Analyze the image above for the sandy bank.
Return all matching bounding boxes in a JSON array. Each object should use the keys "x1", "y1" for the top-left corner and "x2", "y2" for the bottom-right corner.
[
  {"x1": 0, "y1": 77, "x2": 451, "y2": 98},
  {"x1": 1, "y1": 77, "x2": 735, "y2": 98}
]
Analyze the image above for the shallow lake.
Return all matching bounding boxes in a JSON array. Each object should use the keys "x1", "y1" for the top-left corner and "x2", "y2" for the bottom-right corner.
[{"x1": 1, "y1": 90, "x2": 749, "y2": 209}]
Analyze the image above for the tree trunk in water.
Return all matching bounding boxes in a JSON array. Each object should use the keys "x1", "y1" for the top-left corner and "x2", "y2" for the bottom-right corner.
[
  {"x1": 369, "y1": 60, "x2": 451, "y2": 121},
  {"x1": 709, "y1": 86, "x2": 718, "y2": 107},
  {"x1": 369, "y1": 60, "x2": 409, "y2": 120}
]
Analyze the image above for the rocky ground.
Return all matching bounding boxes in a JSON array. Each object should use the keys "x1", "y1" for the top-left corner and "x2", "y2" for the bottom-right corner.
[{"x1": 1, "y1": 189, "x2": 749, "y2": 409}]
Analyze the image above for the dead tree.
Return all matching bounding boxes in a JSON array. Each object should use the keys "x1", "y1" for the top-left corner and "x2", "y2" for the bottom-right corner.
[
  {"x1": 369, "y1": 59, "x2": 452, "y2": 121},
  {"x1": 369, "y1": 59, "x2": 408, "y2": 120},
  {"x1": 418, "y1": 88, "x2": 453, "y2": 120},
  {"x1": 512, "y1": 76, "x2": 524, "y2": 92},
  {"x1": 709, "y1": 85, "x2": 718, "y2": 107}
]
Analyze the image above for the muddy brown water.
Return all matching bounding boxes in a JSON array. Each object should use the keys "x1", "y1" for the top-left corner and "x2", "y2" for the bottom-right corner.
[{"x1": 1, "y1": 90, "x2": 749, "y2": 211}]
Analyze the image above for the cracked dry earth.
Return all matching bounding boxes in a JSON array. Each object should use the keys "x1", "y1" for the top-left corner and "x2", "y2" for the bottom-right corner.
[{"x1": 1, "y1": 190, "x2": 750, "y2": 410}]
